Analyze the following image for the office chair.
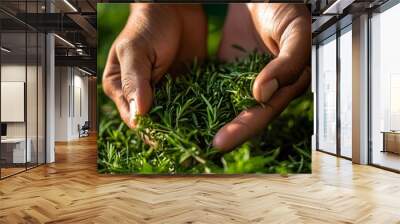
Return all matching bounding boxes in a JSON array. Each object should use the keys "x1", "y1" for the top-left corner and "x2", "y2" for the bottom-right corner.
[{"x1": 79, "y1": 121, "x2": 90, "y2": 138}]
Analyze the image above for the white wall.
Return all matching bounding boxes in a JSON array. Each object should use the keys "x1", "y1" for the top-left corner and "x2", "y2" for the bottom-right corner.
[
  {"x1": 1, "y1": 65, "x2": 26, "y2": 144},
  {"x1": 1, "y1": 65, "x2": 34, "y2": 138},
  {"x1": 55, "y1": 66, "x2": 69, "y2": 141},
  {"x1": 1, "y1": 65, "x2": 26, "y2": 135},
  {"x1": 1, "y1": 63, "x2": 46, "y2": 164},
  {"x1": 54, "y1": 66, "x2": 89, "y2": 141}
]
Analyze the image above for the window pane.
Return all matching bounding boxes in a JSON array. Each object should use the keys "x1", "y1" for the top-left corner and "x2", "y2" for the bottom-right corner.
[
  {"x1": 371, "y1": 3, "x2": 400, "y2": 171},
  {"x1": 317, "y1": 36, "x2": 337, "y2": 154},
  {"x1": 339, "y1": 28, "x2": 352, "y2": 158}
]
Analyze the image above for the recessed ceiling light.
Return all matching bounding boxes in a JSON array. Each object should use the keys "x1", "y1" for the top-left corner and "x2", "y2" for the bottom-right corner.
[
  {"x1": 323, "y1": 0, "x2": 355, "y2": 15},
  {"x1": 54, "y1": 34, "x2": 75, "y2": 48},
  {"x1": 63, "y1": 0, "x2": 78, "y2": 12},
  {"x1": 1, "y1": 47, "x2": 11, "y2": 53},
  {"x1": 78, "y1": 67, "x2": 92, "y2": 76}
]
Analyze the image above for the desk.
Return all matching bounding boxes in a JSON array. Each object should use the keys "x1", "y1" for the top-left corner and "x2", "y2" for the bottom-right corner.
[
  {"x1": 382, "y1": 131, "x2": 400, "y2": 154},
  {"x1": 1, "y1": 138, "x2": 31, "y2": 163}
]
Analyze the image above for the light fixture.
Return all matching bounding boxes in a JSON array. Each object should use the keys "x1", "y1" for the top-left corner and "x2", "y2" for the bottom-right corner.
[
  {"x1": 63, "y1": 0, "x2": 78, "y2": 12},
  {"x1": 78, "y1": 67, "x2": 92, "y2": 76},
  {"x1": 76, "y1": 48, "x2": 88, "y2": 56},
  {"x1": 54, "y1": 34, "x2": 75, "y2": 48},
  {"x1": 1, "y1": 47, "x2": 11, "y2": 53}
]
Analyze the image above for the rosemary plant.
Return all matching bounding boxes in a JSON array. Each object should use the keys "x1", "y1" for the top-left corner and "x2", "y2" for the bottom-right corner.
[{"x1": 98, "y1": 53, "x2": 312, "y2": 174}]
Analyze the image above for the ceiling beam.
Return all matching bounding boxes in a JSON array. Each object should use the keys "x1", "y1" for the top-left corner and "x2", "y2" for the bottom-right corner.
[
  {"x1": 67, "y1": 13, "x2": 97, "y2": 46},
  {"x1": 55, "y1": 55, "x2": 96, "y2": 74}
]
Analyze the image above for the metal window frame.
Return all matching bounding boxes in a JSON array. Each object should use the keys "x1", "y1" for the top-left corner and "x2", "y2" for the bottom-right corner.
[
  {"x1": 338, "y1": 24, "x2": 353, "y2": 160},
  {"x1": 315, "y1": 20, "x2": 353, "y2": 161},
  {"x1": 315, "y1": 33, "x2": 338, "y2": 156}
]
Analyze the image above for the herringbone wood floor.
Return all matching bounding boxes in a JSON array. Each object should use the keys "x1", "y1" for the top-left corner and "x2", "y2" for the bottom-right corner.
[{"x1": 1, "y1": 135, "x2": 400, "y2": 224}]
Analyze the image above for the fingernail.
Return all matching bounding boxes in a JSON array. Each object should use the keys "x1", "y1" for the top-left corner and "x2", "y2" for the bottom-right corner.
[
  {"x1": 261, "y1": 78, "x2": 279, "y2": 103},
  {"x1": 129, "y1": 99, "x2": 137, "y2": 124}
]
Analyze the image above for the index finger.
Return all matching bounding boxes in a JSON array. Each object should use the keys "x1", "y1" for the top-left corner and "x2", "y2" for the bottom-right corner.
[{"x1": 102, "y1": 44, "x2": 134, "y2": 128}]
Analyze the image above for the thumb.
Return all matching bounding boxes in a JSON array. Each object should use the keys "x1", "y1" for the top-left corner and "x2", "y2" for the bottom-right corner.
[
  {"x1": 252, "y1": 55, "x2": 304, "y2": 104},
  {"x1": 116, "y1": 40, "x2": 153, "y2": 126}
]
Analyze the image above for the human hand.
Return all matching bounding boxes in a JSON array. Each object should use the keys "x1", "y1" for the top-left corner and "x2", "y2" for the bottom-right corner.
[
  {"x1": 213, "y1": 3, "x2": 311, "y2": 151},
  {"x1": 102, "y1": 3, "x2": 207, "y2": 128}
]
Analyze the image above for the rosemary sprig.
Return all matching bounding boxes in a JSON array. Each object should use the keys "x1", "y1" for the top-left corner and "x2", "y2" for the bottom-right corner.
[{"x1": 98, "y1": 52, "x2": 312, "y2": 174}]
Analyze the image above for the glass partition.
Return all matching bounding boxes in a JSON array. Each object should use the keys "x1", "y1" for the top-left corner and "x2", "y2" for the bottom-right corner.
[
  {"x1": 1, "y1": 30, "x2": 28, "y2": 178},
  {"x1": 26, "y1": 0, "x2": 44, "y2": 169},
  {"x1": 27, "y1": 30, "x2": 38, "y2": 169},
  {"x1": 0, "y1": 1, "x2": 46, "y2": 179}
]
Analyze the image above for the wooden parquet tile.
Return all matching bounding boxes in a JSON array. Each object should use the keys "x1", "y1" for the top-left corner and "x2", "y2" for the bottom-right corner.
[{"x1": 1, "y1": 135, "x2": 400, "y2": 223}]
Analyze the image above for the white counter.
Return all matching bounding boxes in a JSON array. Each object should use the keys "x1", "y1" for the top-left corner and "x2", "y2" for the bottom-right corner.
[{"x1": 1, "y1": 138, "x2": 32, "y2": 163}]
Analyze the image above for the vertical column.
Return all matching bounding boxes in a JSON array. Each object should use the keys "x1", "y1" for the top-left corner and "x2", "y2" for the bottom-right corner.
[
  {"x1": 311, "y1": 45, "x2": 317, "y2": 151},
  {"x1": 352, "y1": 14, "x2": 369, "y2": 164},
  {"x1": 46, "y1": 0, "x2": 55, "y2": 163},
  {"x1": 336, "y1": 30, "x2": 341, "y2": 157}
]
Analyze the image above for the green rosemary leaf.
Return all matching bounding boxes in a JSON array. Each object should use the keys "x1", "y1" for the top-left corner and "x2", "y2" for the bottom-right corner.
[{"x1": 98, "y1": 52, "x2": 312, "y2": 174}]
